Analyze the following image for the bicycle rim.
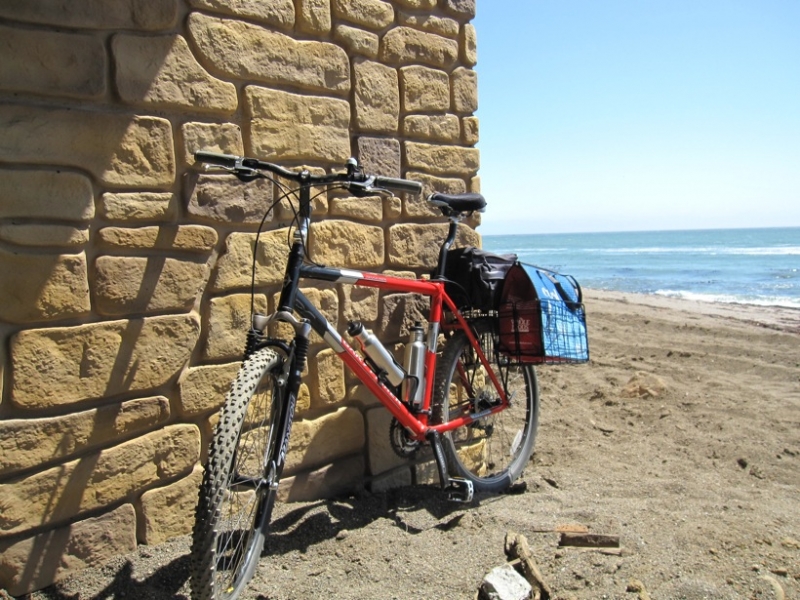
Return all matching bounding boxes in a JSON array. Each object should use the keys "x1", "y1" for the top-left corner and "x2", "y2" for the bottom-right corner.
[
  {"x1": 191, "y1": 348, "x2": 285, "y2": 600},
  {"x1": 434, "y1": 320, "x2": 539, "y2": 492}
]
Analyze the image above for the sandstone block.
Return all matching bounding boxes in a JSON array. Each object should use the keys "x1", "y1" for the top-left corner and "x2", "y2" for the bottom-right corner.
[
  {"x1": 10, "y1": 314, "x2": 201, "y2": 408},
  {"x1": 0, "y1": 425, "x2": 199, "y2": 537},
  {"x1": 0, "y1": 105, "x2": 175, "y2": 188},
  {"x1": 182, "y1": 122, "x2": 243, "y2": 166},
  {"x1": 397, "y1": 12, "x2": 459, "y2": 37},
  {"x1": 284, "y1": 407, "x2": 364, "y2": 473},
  {"x1": 179, "y1": 362, "x2": 240, "y2": 416},
  {"x1": 381, "y1": 27, "x2": 459, "y2": 68},
  {"x1": 93, "y1": 255, "x2": 210, "y2": 316},
  {"x1": 342, "y1": 285, "x2": 380, "y2": 323},
  {"x1": 388, "y1": 222, "x2": 479, "y2": 269},
  {"x1": 332, "y1": 0, "x2": 393, "y2": 30},
  {"x1": 312, "y1": 348, "x2": 346, "y2": 407},
  {"x1": 334, "y1": 25, "x2": 379, "y2": 58},
  {"x1": 462, "y1": 115, "x2": 479, "y2": 145},
  {"x1": 357, "y1": 137, "x2": 401, "y2": 178},
  {"x1": 0, "y1": 396, "x2": 169, "y2": 477},
  {"x1": 443, "y1": 0, "x2": 476, "y2": 19},
  {"x1": 0, "y1": 0, "x2": 177, "y2": 30},
  {"x1": 0, "y1": 250, "x2": 90, "y2": 323},
  {"x1": 269, "y1": 286, "x2": 338, "y2": 344},
  {"x1": 0, "y1": 169, "x2": 94, "y2": 221},
  {"x1": 452, "y1": 67, "x2": 478, "y2": 113},
  {"x1": 367, "y1": 406, "x2": 411, "y2": 475},
  {"x1": 101, "y1": 192, "x2": 176, "y2": 222},
  {"x1": 0, "y1": 224, "x2": 88, "y2": 248},
  {"x1": 97, "y1": 225, "x2": 217, "y2": 252},
  {"x1": 404, "y1": 171, "x2": 466, "y2": 217},
  {"x1": 384, "y1": 196, "x2": 402, "y2": 219},
  {"x1": 405, "y1": 141, "x2": 480, "y2": 176},
  {"x1": 309, "y1": 220, "x2": 384, "y2": 269},
  {"x1": 213, "y1": 228, "x2": 290, "y2": 291},
  {"x1": 394, "y1": 0, "x2": 436, "y2": 8},
  {"x1": 403, "y1": 114, "x2": 460, "y2": 142},
  {"x1": 188, "y1": 0, "x2": 294, "y2": 29},
  {"x1": 186, "y1": 173, "x2": 273, "y2": 224},
  {"x1": 297, "y1": 0, "x2": 332, "y2": 34},
  {"x1": 370, "y1": 466, "x2": 412, "y2": 493},
  {"x1": 189, "y1": 14, "x2": 349, "y2": 93},
  {"x1": 401, "y1": 65, "x2": 450, "y2": 113},
  {"x1": 329, "y1": 196, "x2": 383, "y2": 222},
  {"x1": 204, "y1": 294, "x2": 268, "y2": 361},
  {"x1": 139, "y1": 466, "x2": 203, "y2": 544},
  {"x1": 279, "y1": 455, "x2": 364, "y2": 502},
  {"x1": 379, "y1": 293, "x2": 430, "y2": 341},
  {"x1": 0, "y1": 504, "x2": 137, "y2": 597},
  {"x1": 462, "y1": 23, "x2": 477, "y2": 66},
  {"x1": 246, "y1": 86, "x2": 351, "y2": 162},
  {"x1": 114, "y1": 34, "x2": 236, "y2": 113},
  {"x1": 0, "y1": 26, "x2": 105, "y2": 99},
  {"x1": 354, "y1": 59, "x2": 399, "y2": 134}
]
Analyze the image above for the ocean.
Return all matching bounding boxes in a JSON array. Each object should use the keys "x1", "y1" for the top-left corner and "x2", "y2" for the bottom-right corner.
[{"x1": 482, "y1": 227, "x2": 800, "y2": 309}]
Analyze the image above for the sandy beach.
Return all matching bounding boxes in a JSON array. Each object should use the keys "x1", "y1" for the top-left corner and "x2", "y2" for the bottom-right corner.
[{"x1": 27, "y1": 290, "x2": 800, "y2": 600}]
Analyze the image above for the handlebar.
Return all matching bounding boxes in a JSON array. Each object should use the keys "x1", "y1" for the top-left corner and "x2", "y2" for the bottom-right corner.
[{"x1": 194, "y1": 151, "x2": 422, "y2": 196}]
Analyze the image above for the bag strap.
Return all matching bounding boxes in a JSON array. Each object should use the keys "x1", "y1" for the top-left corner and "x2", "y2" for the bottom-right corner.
[{"x1": 541, "y1": 271, "x2": 583, "y2": 305}]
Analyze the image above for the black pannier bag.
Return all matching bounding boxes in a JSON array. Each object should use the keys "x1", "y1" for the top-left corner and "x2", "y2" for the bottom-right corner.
[
  {"x1": 442, "y1": 247, "x2": 517, "y2": 311},
  {"x1": 497, "y1": 263, "x2": 589, "y2": 363}
]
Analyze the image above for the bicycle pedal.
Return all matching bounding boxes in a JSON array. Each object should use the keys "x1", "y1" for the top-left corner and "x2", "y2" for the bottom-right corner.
[{"x1": 445, "y1": 477, "x2": 474, "y2": 503}]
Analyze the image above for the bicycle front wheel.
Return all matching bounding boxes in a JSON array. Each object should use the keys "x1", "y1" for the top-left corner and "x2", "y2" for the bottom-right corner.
[
  {"x1": 433, "y1": 319, "x2": 539, "y2": 493},
  {"x1": 191, "y1": 347, "x2": 286, "y2": 600}
]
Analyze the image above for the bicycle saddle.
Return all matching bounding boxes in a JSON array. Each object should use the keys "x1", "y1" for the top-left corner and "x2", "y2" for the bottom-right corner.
[{"x1": 428, "y1": 192, "x2": 487, "y2": 214}]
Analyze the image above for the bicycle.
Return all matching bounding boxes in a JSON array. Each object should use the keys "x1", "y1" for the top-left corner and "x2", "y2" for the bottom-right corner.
[{"x1": 189, "y1": 151, "x2": 540, "y2": 600}]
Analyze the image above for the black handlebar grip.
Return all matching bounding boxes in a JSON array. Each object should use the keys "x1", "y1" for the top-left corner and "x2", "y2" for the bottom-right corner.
[
  {"x1": 194, "y1": 151, "x2": 240, "y2": 168},
  {"x1": 373, "y1": 176, "x2": 423, "y2": 195}
]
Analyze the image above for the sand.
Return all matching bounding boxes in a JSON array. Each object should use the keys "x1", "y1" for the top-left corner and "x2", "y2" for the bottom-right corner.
[{"x1": 25, "y1": 290, "x2": 800, "y2": 600}]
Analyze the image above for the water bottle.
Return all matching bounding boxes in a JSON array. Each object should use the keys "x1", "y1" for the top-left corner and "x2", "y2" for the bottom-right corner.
[
  {"x1": 347, "y1": 321, "x2": 406, "y2": 387},
  {"x1": 402, "y1": 323, "x2": 426, "y2": 409}
]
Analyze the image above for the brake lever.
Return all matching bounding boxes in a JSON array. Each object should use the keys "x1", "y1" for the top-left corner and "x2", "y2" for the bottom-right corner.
[{"x1": 348, "y1": 178, "x2": 394, "y2": 198}]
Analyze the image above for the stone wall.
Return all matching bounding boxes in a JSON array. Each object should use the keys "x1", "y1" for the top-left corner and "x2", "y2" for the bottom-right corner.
[{"x1": 0, "y1": 0, "x2": 480, "y2": 594}]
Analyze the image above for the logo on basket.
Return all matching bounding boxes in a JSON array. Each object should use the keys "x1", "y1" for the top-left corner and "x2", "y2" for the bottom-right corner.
[{"x1": 514, "y1": 317, "x2": 531, "y2": 333}]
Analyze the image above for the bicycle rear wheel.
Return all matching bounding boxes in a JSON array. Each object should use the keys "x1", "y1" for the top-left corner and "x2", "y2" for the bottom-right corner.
[
  {"x1": 433, "y1": 319, "x2": 539, "y2": 493},
  {"x1": 191, "y1": 347, "x2": 286, "y2": 600}
]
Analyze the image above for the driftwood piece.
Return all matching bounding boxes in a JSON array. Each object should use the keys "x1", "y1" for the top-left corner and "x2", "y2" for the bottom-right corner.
[
  {"x1": 504, "y1": 531, "x2": 551, "y2": 600},
  {"x1": 558, "y1": 532, "x2": 620, "y2": 548}
]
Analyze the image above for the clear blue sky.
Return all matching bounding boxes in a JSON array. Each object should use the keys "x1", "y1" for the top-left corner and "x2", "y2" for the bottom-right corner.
[{"x1": 473, "y1": 1, "x2": 800, "y2": 234}]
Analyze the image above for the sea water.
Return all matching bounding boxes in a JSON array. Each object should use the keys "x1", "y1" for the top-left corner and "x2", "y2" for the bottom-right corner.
[{"x1": 482, "y1": 227, "x2": 800, "y2": 309}]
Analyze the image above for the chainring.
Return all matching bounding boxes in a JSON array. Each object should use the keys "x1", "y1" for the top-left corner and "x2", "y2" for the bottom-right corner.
[{"x1": 389, "y1": 418, "x2": 421, "y2": 458}]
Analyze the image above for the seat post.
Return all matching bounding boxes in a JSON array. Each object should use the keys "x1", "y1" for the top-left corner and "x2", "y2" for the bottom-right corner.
[{"x1": 434, "y1": 217, "x2": 460, "y2": 279}]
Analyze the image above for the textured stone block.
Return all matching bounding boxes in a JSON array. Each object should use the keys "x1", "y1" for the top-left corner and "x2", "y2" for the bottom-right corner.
[
  {"x1": 213, "y1": 228, "x2": 290, "y2": 291},
  {"x1": 0, "y1": 504, "x2": 137, "y2": 597},
  {"x1": 462, "y1": 115, "x2": 479, "y2": 145},
  {"x1": 0, "y1": 425, "x2": 199, "y2": 537},
  {"x1": 379, "y1": 293, "x2": 430, "y2": 341},
  {"x1": 370, "y1": 466, "x2": 412, "y2": 493},
  {"x1": 101, "y1": 192, "x2": 176, "y2": 222},
  {"x1": 204, "y1": 293, "x2": 268, "y2": 360},
  {"x1": 186, "y1": 173, "x2": 273, "y2": 224},
  {"x1": 333, "y1": 25, "x2": 379, "y2": 58},
  {"x1": 246, "y1": 86, "x2": 351, "y2": 162},
  {"x1": 309, "y1": 220, "x2": 384, "y2": 269},
  {"x1": 404, "y1": 171, "x2": 466, "y2": 217},
  {"x1": 97, "y1": 225, "x2": 217, "y2": 252},
  {"x1": 10, "y1": 314, "x2": 201, "y2": 408},
  {"x1": 366, "y1": 406, "x2": 411, "y2": 475},
  {"x1": 329, "y1": 196, "x2": 383, "y2": 222},
  {"x1": 189, "y1": 14, "x2": 349, "y2": 92},
  {"x1": 284, "y1": 407, "x2": 364, "y2": 473},
  {"x1": 354, "y1": 59, "x2": 399, "y2": 134},
  {"x1": 0, "y1": 250, "x2": 90, "y2": 323},
  {"x1": 0, "y1": 224, "x2": 89, "y2": 248},
  {"x1": 279, "y1": 455, "x2": 364, "y2": 502},
  {"x1": 342, "y1": 285, "x2": 379, "y2": 323},
  {"x1": 271, "y1": 287, "x2": 338, "y2": 344},
  {"x1": 179, "y1": 362, "x2": 240, "y2": 416},
  {"x1": 182, "y1": 122, "x2": 243, "y2": 166},
  {"x1": 381, "y1": 27, "x2": 459, "y2": 68},
  {"x1": 139, "y1": 466, "x2": 203, "y2": 544},
  {"x1": 114, "y1": 34, "x2": 236, "y2": 113},
  {"x1": 188, "y1": 0, "x2": 294, "y2": 28},
  {"x1": 462, "y1": 23, "x2": 477, "y2": 66},
  {"x1": 0, "y1": 105, "x2": 175, "y2": 188},
  {"x1": 394, "y1": 0, "x2": 436, "y2": 7},
  {"x1": 332, "y1": 0, "x2": 393, "y2": 29},
  {"x1": 443, "y1": 0, "x2": 476, "y2": 19},
  {"x1": 94, "y1": 255, "x2": 210, "y2": 316},
  {"x1": 0, "y1": 169, "x2": 94, "y2": 221},
  {"x1": 297, "y1": 0, "x2": 332, "y2": 33},
  {"x1": 397, "y1": 11, "x2": 459, "y2": 37},
  {"x1": 452, "y1": 67, "x2": 478, "y2": 113},
  {"x1": 0, "y1": 396, "x2": 169, "y2": 477},
  {"x1": 0, "y1": 25, "x2": 105, "y2": 98},
  {"x1": 405, "y1": 141, "x2": 480, "y2": 176},
  {"x1": 388, "y1": 222, "x2": 480, "y2": 269},
  {"x1": 311, "y1": 348, "x2": 346, "y2": 407},
  {"x1": 403, "y1": 114, "x2": 460, "y2": 142},
  {"x1": 356, "y1": 137, "x2": 401, "y2": 178},
  {"x1": 401, "y1": 66, "x2": 450, "y2": 112},
  {"x1": 0, "y1": 0, "x2": 177, "y2": 30}
]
